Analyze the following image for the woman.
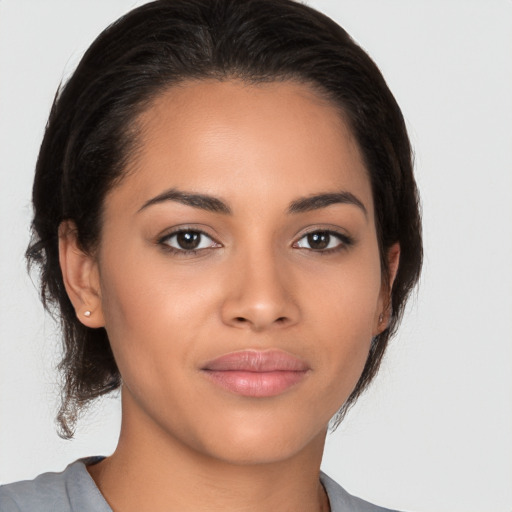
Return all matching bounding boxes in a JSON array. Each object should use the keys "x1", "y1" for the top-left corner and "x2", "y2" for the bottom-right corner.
[{"x1": 0, "y1": 0, "x2": 422, "y2": 510}]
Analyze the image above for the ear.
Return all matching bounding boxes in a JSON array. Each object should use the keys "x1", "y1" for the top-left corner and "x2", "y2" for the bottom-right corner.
[
  {"x1": 58, "y1": 220, "x2": 105, "y2": 328},
  {"x1": 374, "y1": 242, "x2": 400, "y2": 335}
]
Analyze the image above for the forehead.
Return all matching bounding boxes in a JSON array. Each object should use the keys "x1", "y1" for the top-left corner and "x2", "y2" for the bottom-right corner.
[{"x1": 109, "y1": 79, "x2": 373, "y2": 218}]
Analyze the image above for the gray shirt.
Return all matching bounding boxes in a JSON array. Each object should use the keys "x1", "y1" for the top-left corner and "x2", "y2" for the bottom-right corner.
[{"x1": 0, "y1": 457, "x2": 400, "y2": 511}]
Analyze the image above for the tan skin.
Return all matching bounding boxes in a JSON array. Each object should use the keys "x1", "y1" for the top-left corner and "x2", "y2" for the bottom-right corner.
[{"x1": 59, "y1": 80, "x2": 399, "y2": 512}]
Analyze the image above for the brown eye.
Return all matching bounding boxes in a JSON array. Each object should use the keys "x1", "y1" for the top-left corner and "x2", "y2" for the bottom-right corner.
[
  {"x1": 161, "y1": 230, "x2": 218, "y2": 252},
  {"x1": 295, "y1": 230, "x2": 349, "y2": 251},
  {"x1": 176, "y1": 231, "x2": 201, "y2": 250},
  {"x1": 307, "y1": 232, "x2": 330, "y2": 250}
]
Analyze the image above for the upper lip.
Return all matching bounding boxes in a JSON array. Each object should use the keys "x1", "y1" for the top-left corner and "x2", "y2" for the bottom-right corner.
[{"x1": 202, "y1": 349, "x2": 309, "y2": 372}]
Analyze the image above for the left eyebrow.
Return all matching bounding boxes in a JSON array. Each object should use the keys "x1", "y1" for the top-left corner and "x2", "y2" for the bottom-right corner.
[{"x1": 288, "y1": 192, "x2": 368, "y2": 218}]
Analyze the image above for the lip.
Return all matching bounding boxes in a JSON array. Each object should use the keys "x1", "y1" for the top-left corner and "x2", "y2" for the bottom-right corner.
[{"x1": 201, "y1": 349, "x2": 310, "y2": 397}]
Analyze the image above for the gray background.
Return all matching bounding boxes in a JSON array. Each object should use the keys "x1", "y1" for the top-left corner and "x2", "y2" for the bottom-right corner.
[{"x1": 0, "y1": 1, "x2": 511, "y2": 511}]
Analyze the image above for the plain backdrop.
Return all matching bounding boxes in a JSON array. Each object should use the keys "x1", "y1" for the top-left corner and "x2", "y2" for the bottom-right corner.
[{"x1": 0, "y1": 1, "x2": 511, "y2": 511}]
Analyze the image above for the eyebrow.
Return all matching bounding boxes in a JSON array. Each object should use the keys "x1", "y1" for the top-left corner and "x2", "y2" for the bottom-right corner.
[
  {"x1": 138, "y1": 188, "x2": 367, "y2": 217},
  {"x1": 138, "y1": 188, "x2": 232, "y2": 214},
  {"x1": 288, "y1": 192, "x2": 367, "y2": 217}
]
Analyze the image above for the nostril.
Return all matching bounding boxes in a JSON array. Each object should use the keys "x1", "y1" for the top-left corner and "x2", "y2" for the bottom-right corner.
[{"x1": 234, "y1": 316, "x2": 288, "y2": 325}]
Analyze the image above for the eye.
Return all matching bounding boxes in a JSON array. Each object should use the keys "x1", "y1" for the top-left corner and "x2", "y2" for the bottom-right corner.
[
  {"x1": 294, "y1": 230, "x2": 351, "y2": 251},
  {"x1": 159, "y1": 229, "x2": 219, "y2": 253}
]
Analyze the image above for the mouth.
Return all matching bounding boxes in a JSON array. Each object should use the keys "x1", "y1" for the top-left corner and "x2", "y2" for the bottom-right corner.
[{"x1": 201, "y1": 349, "x2": 310, "y2": 397}]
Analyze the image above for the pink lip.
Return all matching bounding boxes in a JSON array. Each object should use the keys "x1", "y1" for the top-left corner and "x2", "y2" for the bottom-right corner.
[{"x1": 202, "y1": 349, "x2": 310, "y2": 397}]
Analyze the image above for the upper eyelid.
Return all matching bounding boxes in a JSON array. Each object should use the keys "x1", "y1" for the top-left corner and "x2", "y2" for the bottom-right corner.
[
  {"x1": 156, "y1": 225, "x2": 352, "y2": 247},
  {"x1": 294, "y1": 226, "x2": 351, "y2": 240},
  {"x1": 157, "y1": 229, "x2": 221, "y2": 255},
  {"x1": 157, "y1": 226, "x2": 219, "y2": 244},
  {"x1": 293, "y1": 228, "x2": 354, "y2": 250}
]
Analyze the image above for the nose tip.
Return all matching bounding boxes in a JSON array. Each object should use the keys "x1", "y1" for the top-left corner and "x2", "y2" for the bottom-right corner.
[{"x1": 220, "y1": 262, "x2": 300, "y2": 331}]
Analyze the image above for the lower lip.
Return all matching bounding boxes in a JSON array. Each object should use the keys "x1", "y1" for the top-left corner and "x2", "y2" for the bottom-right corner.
[{"x1": 203, "y1": 370, "x2": 308, "y2": 397}]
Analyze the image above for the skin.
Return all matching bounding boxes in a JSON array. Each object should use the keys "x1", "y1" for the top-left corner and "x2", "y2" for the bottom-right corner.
[{"x1": 60, "y1": 80, "x2": 399, "y2": 512}]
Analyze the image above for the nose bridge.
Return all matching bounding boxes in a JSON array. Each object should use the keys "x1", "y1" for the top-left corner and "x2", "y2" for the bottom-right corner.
[{"x1": 221, "y1": 241, "x2": 299, "y2": 330}]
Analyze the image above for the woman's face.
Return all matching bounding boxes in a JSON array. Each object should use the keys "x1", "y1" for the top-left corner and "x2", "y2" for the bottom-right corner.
[{"x1": 86, "y1": 80, "x2": 391, "y2": 464}]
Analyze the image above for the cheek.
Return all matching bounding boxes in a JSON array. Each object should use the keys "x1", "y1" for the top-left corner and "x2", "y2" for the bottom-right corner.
[
  {"x1": 304, "y1": 245, "x2": 382, "y2": 336},
  {"x1": 301, "y1": 250, "x2": 382, "y2": 394},
  {"x1": 99, "y1": 240, "x2": 209, "y2": 327},
  {"x1": 96, "y1": 246, "x2": 243, "y2": 387},
  {"x1": 96, "y1": 250, "x2": 214, "y2": 385}
]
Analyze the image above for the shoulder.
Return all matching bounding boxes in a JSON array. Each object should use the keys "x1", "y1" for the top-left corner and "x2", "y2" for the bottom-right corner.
[
  {"x1": 320, "y1": 472, "x2": 404, "y2": 512},
  {"x1": 0, "y1": 457, "x2": 110, "y2": 512}
]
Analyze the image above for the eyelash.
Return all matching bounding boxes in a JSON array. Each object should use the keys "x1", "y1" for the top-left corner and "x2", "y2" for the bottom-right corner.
[
  {"x1": 157, "y1": 228, "x2": 219, "y2": 256},
  {"x1": 157, "y1": 228, "x2": 354, "y2": 256},
  {"x1": 293, "y1": 229, "x2": 354, "y2": 254}
]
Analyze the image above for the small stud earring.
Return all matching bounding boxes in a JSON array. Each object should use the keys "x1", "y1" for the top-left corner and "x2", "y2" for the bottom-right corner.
[
  {"x1": 378, "y1": 313, "x2": 384, "y2": 324},
  {"x1": 84, "y1": 310, "x2": 92, "y2": 318}
]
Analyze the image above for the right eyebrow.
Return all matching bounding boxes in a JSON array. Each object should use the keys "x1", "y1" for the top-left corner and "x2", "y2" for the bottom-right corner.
[{"x1": 137, "y1": 188, "x2": 232, "y2": 214}]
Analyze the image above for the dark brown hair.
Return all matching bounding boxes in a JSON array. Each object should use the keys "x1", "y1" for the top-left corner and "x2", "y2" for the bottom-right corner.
[{"x1": 27, "y1": 0, "x2": 422, "y2": 438}]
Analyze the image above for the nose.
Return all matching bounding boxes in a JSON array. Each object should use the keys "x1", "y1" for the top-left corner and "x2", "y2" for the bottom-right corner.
[{"x1": 220, "y1": 250, "x2": 300, "y2": 332}]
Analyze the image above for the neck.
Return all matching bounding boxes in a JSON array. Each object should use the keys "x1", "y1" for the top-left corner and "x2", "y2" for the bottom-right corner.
[{"x1": 87, "y1": 391, "x2": 329, "y2": 512}]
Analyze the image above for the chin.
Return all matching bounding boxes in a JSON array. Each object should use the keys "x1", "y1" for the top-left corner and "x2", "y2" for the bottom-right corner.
[{"x1": 189, "y1": 414, "x2": 327, "y2": 466}]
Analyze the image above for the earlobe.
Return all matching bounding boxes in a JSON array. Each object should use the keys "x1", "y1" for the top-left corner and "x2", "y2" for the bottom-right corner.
[{"x1": 58, "y1": 220, "x2": 105, "y2": 328}]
